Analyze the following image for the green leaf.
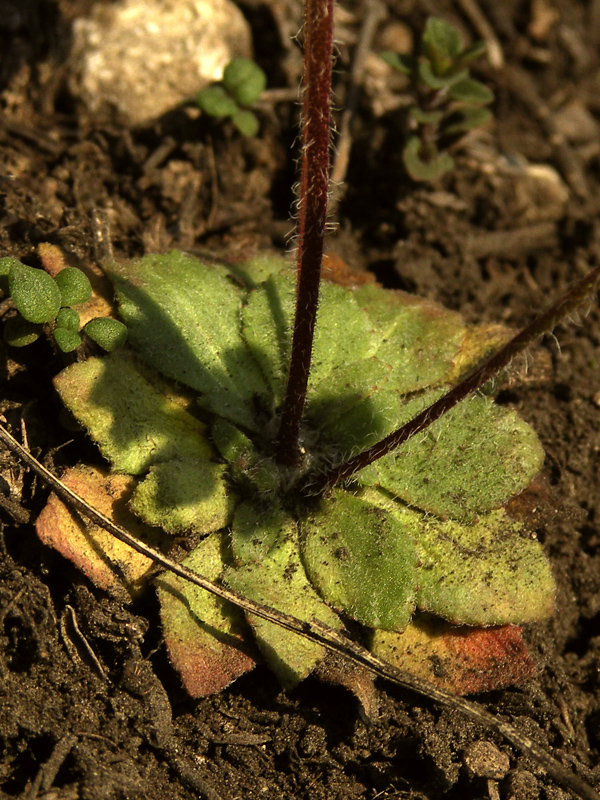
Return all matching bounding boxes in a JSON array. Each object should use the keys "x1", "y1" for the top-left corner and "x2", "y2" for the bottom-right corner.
[
  {"x1": 225, "y1": 253, "x2": 289, "y2": 289},
  {"x1": 457, "y1": 40, "x2": 488, "y2": 66},
  {"x1": 363, "y1": 390, "x2": 544, "y2": 522},
  {"x1": 105, "y1": 252, "x2": 270, "y2": 431},
  {"x1": 231, "y1": 108, "x2": 260, "y2": 137},
  {"x1": 156, "y1": 533, "x2": 256, "y2": 697},
  {"x1": 448, "y1": 78, "x2": 494, "y2": 105},
  {"x1": 196, "y1": 85, "x2": 238, "y2": 118},
  {"x1": 54, "y1": 267, "x2": 92, "y2": 307},
  {"x1": 310, "y1": 286, "x2": 466, "y2": 456},
  {"x1": 411, "y1": 508, "x2": 555, "y2": 625},
  {"x1": 226, "y1": 501, "x2": 342, "y2": 688},
  {"x1": 242, "y1": 271, "x2": 372, "y2": 410},
  {"x1": 409, "y1": 107, "x2": 444, "y2": 125},
  {"x1": 422, "y1": 17, "x2": 463, "y2": 72},
  {"x1": 441, "y1": 106, "x2": 492, "y2": 136},
  {"x1": 9, "y1": 263, "x2": 61, "y2": 324},
  {"x1": 82, "y1": 317, "x2": 128, "y2": 351},
  {"x1": 54, "y1": 352, "x2": 213, "y2": 474},
  {"x1": 130, "y1": 458, "x2": 234, "y2": 535},
  {"x1": 418, "y1": 60, "x2": 467, "y2": 89},
  {"x1": 402, "y1": 136, "x2": 454, "y2": 181},
  {"x1": 53, "y1": 327, "x2": 82, "y2": 353},
  {"x1": 365, "y1": 490, "x2": 555, "y2": 625},
  {"x1": 0, "y1": 256, "x2": 21, "y2": 293},
  {"x1": 301, "y1": 491, "x2": 418, "y2": 631},
  {"x1": 380, "y1": 50, "x2": 414, "y2": 75},
  {"x1": 56, "y1": 307, "x2": 80, "y2": 332},
  {"x1": 3, "y1": 317, "x2": 41, "y2": 347},
  {"x1": 223, "y1": 58, "x2": 266, "y2": 106}
]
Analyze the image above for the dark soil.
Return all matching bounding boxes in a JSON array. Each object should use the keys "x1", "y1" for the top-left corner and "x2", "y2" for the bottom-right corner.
[{"x1": 1, "y1": 1, "x2": 600, "y2": 799}]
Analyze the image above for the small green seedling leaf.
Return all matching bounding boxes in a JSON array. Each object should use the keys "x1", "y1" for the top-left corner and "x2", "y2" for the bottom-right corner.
[
  {"x1": 82, "y1": 318, "x2": 128, "y2": 351},
  {"x1": 409, "y1": 107, "x2": 445, "y2": 125},
  {"x1": 418, "y1": 60, "x2": 467, "y2": 90},
  {"x1": 380, "y1": 50, "x2": 414, "y2": 75},
  {"x1": 196, "y1": 85, "x2": 239, "y2": 118},
  {"x1": 54, "y1": 267, "x2": 92, "y2": 307},
  {"x1": 0, "y1": 256, "x2": 21, "y2": 293},
  {"x1": 457, "y1": 40, "x2": 488, "y2": 66},
  {"x1": 53, "y1": 327, "x2": 82, "y2": 353},
  {"x1": 231, "y1": 108, "x2": 260, "y2": 137},
  {"x1": 402, "y1": 136, "x2": 454, "y2": 181},
  {"x1": 3, "y1": 317, "x2": 41, "y2": 347},
  {"x1": 56, "y1": 307, "x2": 80, "y2": 332},
  {"x1": 422, "y1": 16, "x2": 464, "y2": 72},
  {"x1": 223, "y1": 58, "x2": 266, "y2": 106},
  {"x1": 441, "y1": 106, "x2": 493, "y2": 136},
  {"x1": 9, "y1": 263, "x2": 61, "y2": 324},
  {"x1": 448, "y1": 78, "x2": 494, "y2": 105}
]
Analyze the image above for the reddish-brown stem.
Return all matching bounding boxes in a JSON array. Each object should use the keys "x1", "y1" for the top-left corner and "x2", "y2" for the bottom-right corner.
[
  {"x1": 276, "y1": 0, "x2": 334, "y2": 467},
  {"x1": 305, "y1": 264, "x2": 600, "y2": 494}
]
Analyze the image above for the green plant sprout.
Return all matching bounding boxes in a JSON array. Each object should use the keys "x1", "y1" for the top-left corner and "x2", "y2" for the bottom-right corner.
[
  {"x1": 381, "y1": 16, "x2": 494, "y2": 181},
  {"x1": 195, "y1": 57, "x2": 267, "y2": 137},
  {"x1": 0, "y1": 257, "x2": 127, "y2": 353}
]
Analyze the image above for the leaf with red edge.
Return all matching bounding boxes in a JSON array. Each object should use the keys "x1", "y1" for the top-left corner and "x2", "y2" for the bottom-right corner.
[
  {"x1": 156, "y1": 533, "x2": 257, "y2": 697},
  {"x1": 36, "y1": 465, "x2": 167, "y2": 602},
  {"x1": 371, "y1": 617, "x2": 536, "y2": 695}
]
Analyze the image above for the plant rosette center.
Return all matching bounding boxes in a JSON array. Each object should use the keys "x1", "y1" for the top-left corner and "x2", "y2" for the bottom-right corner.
[{"x1": 37, "y1": 251, "x2": 555, "y2": 698}]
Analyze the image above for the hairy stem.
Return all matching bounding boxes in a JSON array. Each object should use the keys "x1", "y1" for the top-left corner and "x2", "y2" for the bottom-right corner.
[
  {"x1": 306, "y1": 264, "x2": 600, "y2": 493},
  {"x1": 276, "y1": 0, "x2": 334, "y2": 467}
]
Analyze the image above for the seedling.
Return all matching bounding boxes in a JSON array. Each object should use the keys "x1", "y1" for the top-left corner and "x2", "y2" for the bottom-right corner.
[
  {"x1": 1, "y1": 5, "x2": 599, "y2": 800},
  {"x1": 195, "y1": 57, "x2": 266, "y2": 137},
  {"x1": 381, "y1": 16, "x2": 494, "y2": 181},
  {"x1": 0, "y1": 256, "x2": 127, "y2": 353}
]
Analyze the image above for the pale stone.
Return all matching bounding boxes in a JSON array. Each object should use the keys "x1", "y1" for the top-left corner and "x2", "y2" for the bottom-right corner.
[{"x1": 70, "y1": 0, "x2": 252, "y2": 125}]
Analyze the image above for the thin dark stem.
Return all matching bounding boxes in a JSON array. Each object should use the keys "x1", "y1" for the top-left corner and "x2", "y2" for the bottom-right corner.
[
  {"x1": 276, "y1": 0, "x2": 334, "y2": 467},
  {"x1": 1, "y1": 423, "x2": 597, "y2": 800},
  {"x1": 306, "y1": 264, "x2": 600, "y2": 494}
]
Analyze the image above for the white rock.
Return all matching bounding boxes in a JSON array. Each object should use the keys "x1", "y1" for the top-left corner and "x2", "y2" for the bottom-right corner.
[{"x1": 70, "y1": 0, "x2": 252, "y2": 126}]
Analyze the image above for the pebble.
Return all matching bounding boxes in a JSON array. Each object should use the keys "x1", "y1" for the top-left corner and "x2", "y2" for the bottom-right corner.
[
  {"x1": 463, "y1": 740, "x2": 510, "y2": 780},
  {"x1": 69, "y1": 0, "x2": 252, "y2": 125}
]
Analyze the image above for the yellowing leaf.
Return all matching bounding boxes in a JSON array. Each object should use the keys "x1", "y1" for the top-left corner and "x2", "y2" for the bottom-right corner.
[
  {"x1": 36, "y1": 465, "x2": 166, "y2": 602},
  {"x1": 54, "y1": 352, "x2": 212, "y2": 474},
  {"x1": 156, "y1": 534, "x2": 257, "y2": 697},
  {"x1": 371, "y1": 619, "x2": 536, "y2": 695}
]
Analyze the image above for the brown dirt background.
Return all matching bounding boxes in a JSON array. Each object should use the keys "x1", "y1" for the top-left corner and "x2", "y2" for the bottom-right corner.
[{"x1": 0, "y1": 0, "x2": 599, "y2": 798}]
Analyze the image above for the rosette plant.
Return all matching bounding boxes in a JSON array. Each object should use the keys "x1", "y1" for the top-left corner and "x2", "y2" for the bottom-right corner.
[{"x1": 2, "y1": 4, "x2": 600, "y2": 798}]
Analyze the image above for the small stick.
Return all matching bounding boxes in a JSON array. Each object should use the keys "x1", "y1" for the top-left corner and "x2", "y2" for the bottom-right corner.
[{"x1": 0, "y1": 423, "x2": 598, "y2": 800}]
